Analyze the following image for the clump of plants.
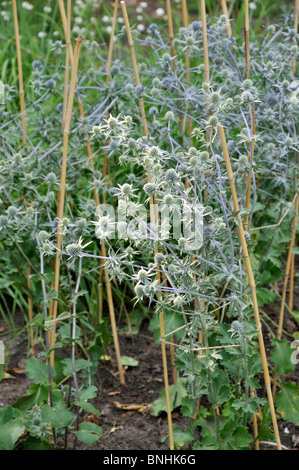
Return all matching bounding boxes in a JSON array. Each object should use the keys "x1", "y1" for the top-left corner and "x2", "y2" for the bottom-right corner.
[{"x1": 0, "y1": 0, "x2": 298, "y2": 451}]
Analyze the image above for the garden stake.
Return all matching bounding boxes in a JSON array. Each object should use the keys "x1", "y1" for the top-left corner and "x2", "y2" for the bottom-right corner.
[
  {"x1": 12, "y1": 0, "x2": 26, "y2": 146},
  {"x1": 121, "y1": 0, "x2": 174, "y2": 450},
  {"x1": 98, "y1": 0, "x2": 119, "y2": 322},
  {"x1": 201, "y1": 0, "x2": 210, "y2": 85},
  {"x1": 220, "y1": 0, "x2": 232, "y2": 37},
  {"x1": 13, "y1": 0, "x2": 36, "y2": 358},
  {"x1": 292, "y1": 0, "x2": 299, "y2": 73},
  {"x1": 50, "y1": 36, "x2": 83, "y2": 366},
  {"x1": 244, "y1": 108, "x2": 255, "y2": 233},
  {"x1": 244, "y1": 0, "x2": 250, "y2": 79},
  {"x1": 27, "y1": 267, "x2": 35, "y2": 357},
  {"x1": 57, "y1": 0, "x2": 125, "y2": 384},
  {"x1": 272, "y1": 192, "x2": 299, "y2": 399},
  {"x1": 218, "y1": 125, "x2": 282, "y2": 450},
  {"x1": 165, "y1": 0, "x2": 177, "y2": 70}
]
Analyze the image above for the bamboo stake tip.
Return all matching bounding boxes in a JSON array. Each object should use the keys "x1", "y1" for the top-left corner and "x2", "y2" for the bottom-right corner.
[{"x1": 75, "y1": 36, "x2": 84, "y2": 44}]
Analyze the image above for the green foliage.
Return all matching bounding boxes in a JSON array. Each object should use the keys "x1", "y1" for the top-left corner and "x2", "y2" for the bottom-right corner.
[{"x1": 275, "y1": 382, "x2": 299, "y2": 425}]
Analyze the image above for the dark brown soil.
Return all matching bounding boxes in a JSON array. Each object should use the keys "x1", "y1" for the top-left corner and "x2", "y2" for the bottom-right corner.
[{"x1": 0, "y1": 281, "x2": 298, "y2": 451}]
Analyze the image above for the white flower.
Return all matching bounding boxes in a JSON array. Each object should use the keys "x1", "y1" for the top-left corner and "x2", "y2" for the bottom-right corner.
[
  {"x1": 43, "y1": 6, "x2": 52, "y2": 13},
  {"x1": 75, "y1": 16, "x2": 83, "y2": 24},
  {"x1": 137, "y1": 24, "x2": 145, "y2": 32},
  {"x1": 106, "y1": 25, "x2": 113, "y2": 34},
  {"x1": 117, "y1": 17, "x2": 124, "y2": 24},
  {"x1": 22, "y1": 1, "x2": 34, "y2": 10},
  {"x1": 102, "y1": 15, "x2": 110, "y2": 23},
  {"x1": 137, "y1": 15, "x2": 143, "y2": 21},
  {"x1": 38, "y1": 31, "x2": 47, "y2": 39},
  {"x1": 249, "y1": 2, "x2": 257, "y2": 9},
  {"x1": 136, "y1": 6, "x2": 143, "y2": 14},
  {"x1": 156, "y1": 7, "x2": 165, "y2": 17},
  {"x1": 140, "y1": 2, "x2": 148, "y2": 8}
]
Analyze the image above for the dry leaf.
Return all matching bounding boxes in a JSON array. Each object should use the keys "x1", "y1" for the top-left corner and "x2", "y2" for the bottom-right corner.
[
  {"x1": 2, "y1": 372, "x2": 14, "y2": 379},
  {"x1": 0, "y1": 326, "x2": 5, "y2": 333},
  {"x1": 100, "y1": 355, "x2": 111, "y2": 361},
  {"x1": 108, "y1": 391, "x2": 121, "y2": 397},
  {"x1": 112, "y1": 401, "x2": 153, "y2": 415}
]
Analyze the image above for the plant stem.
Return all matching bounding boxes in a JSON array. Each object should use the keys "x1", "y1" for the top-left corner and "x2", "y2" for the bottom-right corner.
[{"x1": 218, "y1": 125, "x2": 282, "y2": 450}]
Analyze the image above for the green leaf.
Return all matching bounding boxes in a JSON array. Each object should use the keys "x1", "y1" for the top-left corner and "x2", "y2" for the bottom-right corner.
[
  {"x1": 162, "y1": 426, "x2": 193, "y2": 450},
  {"x1": 256, "y1": 287, "x2": 277, "y2": 307},
  {"x1": 23, "y1": 436, "x2": 54, "y2": 450},
  {"x1": 41, "y1": 402, "x2": 74, "y2": 429},
  {"x1": 0, "y1": 405, "x2": 22, "y2": 425},
  {"x1": 76, "y1": 422, "x2": 102, "y2": 444},
  {"x1": 292, "y1": 246, "x2": 299, "y2": 255},
  {"x1": 152, "y1": 378, "x2": 187, "y2": 417},
  {"x1": 220, "y1": 426, "x2": 252, "y2": 450},
  {"x1": 61, "y1": 358, "x2": 92, "y2": 376},
  {"x1": 212, "y1": 370, "x2": 231, "y2": 406},
  {"x1": 121, "y1": 356, "x2": 139, "y2": 367},
  {"x1": 79, "y1": 402, "x2": 100, "y2": 416},
  {"x1": 290, "y1": 310, "x2": 299, "y2": 324},
  {"x1": 25, "y1": 358, "x2": 55, "y2": 385},
  {"x1": 0, "y1": 417, "x2": 25, "y2": 450},
  {"x1": 149, "y1": 310, "x2": 185, "y2": 342},
  {"x1": 275, "y1": 382, "x2": 299, "y2": 425},
  {"x1": 79, "y1": 385, "x2": 98, "y2": 402},
  {"x1": 271, "y1": 339, "x2": 295, "y2": 375},
  {"x1": 13, "y1": 384, "x2": 49, "y2": 411}
]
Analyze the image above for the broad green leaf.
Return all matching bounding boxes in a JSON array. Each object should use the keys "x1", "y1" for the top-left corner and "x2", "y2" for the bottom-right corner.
[
  {"x1": 61, "y1": 358, "x2": 92, "y2": 376},
  {"x1": 149, "y1": 310, "x2": 185, "y2": 342},
  {"x1": 212, "y1": 370, "x2": 231, "y2": 406},
  {"x1": 23, "y1": 436, "x2": 54, "y2": 450},
  {"x1": 256, "y1": 287, "x2": 277, "y2": 307},
  {"x1": 13, "y1": 384, "x2": 49, "y2": 411},
  {"x1": 25, "y1": 358, "x2": 55, "y2": 385},
  {"x1": 41, "y1": 402, "x2": 74, "y2": 429},
  {"x1": 220, "y1": 426, "x2": 252, "y2": 450},
  {"x1": 76, "y1": 422, "x2": 102, "y2": 444},
  {"x1": 162, "y1": 426, "x2": 193, "y2": 450},
  {"x1": 290, "y1": 310, "x2": 299, "y2": 324},
  {"x1": 0, "y1": 406, "x2": 22, "y2": 425},
  {"x1": 0, "y1": 417, "x2": 25, "y2": 450},
  {"x1": 271, "y1": 339, "x2": 295, "y2": 375},
  {"x1": 275, "y1": 382, "x2": 299, "y2": 425},
  {"x1": 79, "y1": 385, "x2": 98, "y2": 402},
  {"x1": 121, "y1": 356, "x2": 139, "y2": 367},
  {"x1": 79, "y1": 402, "x2": 100, "y2": 416},
  {"x1": 152, "y1": 378, "x2": 187, "y2": 417}
]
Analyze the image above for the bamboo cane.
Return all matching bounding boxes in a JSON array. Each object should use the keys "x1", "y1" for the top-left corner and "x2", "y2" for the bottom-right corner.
[
  {"x1": 12, "y1": 0, "x2": 26, "y2": 145},
  {"x1": 292, "y1": 0, "x2": 299, "y2": 73},
  {"x1": 244, "y1": 108, "x2": 255, "y2": 233},
  {"x1": 244, "y1": 0, "x2": 250, "y2": 79},
  {"x1": 12, "y1": 0, "x2": 37, "y2": 358},
  {"x1": 272, "y1": 193, "x2": 298, "y2": 399},
  {"x1": 27, "y1": 267, "x2": 35, "y2": 357},
  {"x1": 57, "y1": 0, "x2": 125, "y2": 384},
  {"x1": 218, "y1": 125, "x2": 282, "y2": 450},
  {"x1": 276, "y1": 193, "x2": 299, "y2": 342},
  {"x1": 121, "y1": 0, "x2": 174, "y2": 450},
  {"x1": 220, "y1": 0, "x2": 232, "y2": 37},
  {"x1": 98, "y1": 0, "x2": 119, "y2": 321},
  {"x1": 289, "y1": 252, "x2": 295, "y2": 311},
  {"x1": 50, "y1": 36, "x2": 83, "y2": 367},
  {"x1": 165, "y1": 0, "x2": 177, "y2": 70},
  {"x1": 201, "y1": 0, "x2": 210, "y2": 85}
]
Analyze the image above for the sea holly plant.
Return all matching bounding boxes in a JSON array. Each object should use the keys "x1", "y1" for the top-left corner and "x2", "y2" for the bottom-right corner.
[{"x1": 0, "y1": 1, "x2": 298, "y2": 451}]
